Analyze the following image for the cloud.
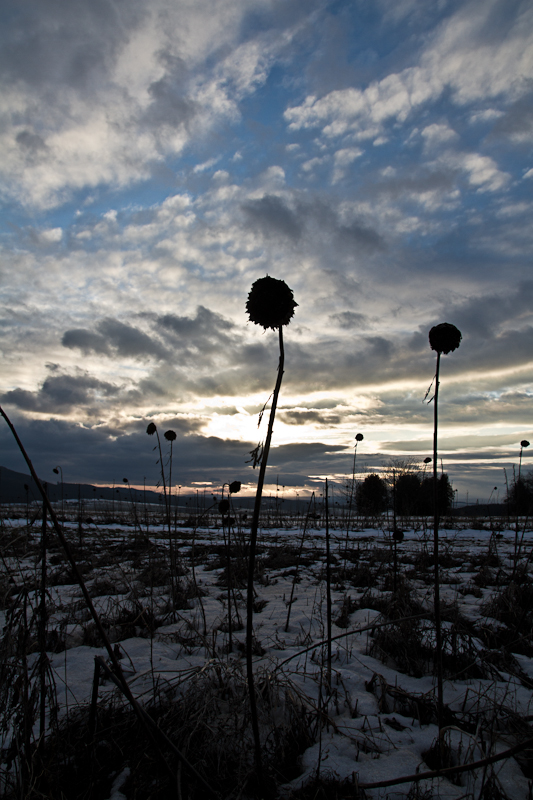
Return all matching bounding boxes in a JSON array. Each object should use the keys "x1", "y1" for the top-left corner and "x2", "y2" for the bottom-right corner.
[
  {"x1": 284, "y1": 0, "x2": 533, "y2": 144},
  {"x1": 331, "y1": 311, "x2": 368, "y2": 330},
  {"x1": 332, "y1": 147, "x2": 362, "y2": 183},
  {"x1": 337, "y1": 221, "x2": 386, "y2": 252},
  {"x1": 61, "y1": 329, "x2": 111, "y2": 356},
  {"x1": 279, "y1": 409, "x2": 343, "y2": 426},
  {"x1": 490, "y1": 93, "x2": 533, "y2": 142},
  {"x1": 143, "y1": 53, "x2": 197, "y2": 128},
  {"x1": 0, "y1": 0, "x2": 532, "y2": 507},
  {"x1": 1, "y1": 369, "x2": 123, "y2": 413},
  {"x1": 62, "y1": 318, "x2": 169, "y2": 360},
  {"x1": 0, "y1": 0, "x2": 300, "y2": 209},
  {"x1": 241, "y1": 194, "x2": 302, "y2": 240}
]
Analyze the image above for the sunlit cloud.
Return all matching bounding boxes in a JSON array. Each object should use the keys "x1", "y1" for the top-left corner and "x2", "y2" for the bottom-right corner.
[{"x1": 0, "y1": 0, "x2": 532, "y2": 504}]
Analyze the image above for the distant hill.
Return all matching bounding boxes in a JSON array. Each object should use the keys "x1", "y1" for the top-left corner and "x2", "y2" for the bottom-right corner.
[
  {"x1": 0, "y1": 465, "x2": 293, "y2": 513},
  {"x1": 0, "y1": 465, "x2": 163, "y2": 506},
  {"x1": 1, "y1": 465, "x2": 509, "y2": 518}
]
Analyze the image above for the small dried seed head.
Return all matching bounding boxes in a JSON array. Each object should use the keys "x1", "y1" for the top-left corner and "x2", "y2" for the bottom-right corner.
[
  {"x1": 429, "y1": 322, "x2": 462, "y2": 354},
  {"x1": 146, "y1": 422, "x2": 157, "y2": 435},
  {"x1": 355, "y1": 433, "x2": 364, "y2": 442},
  {"x1": 229, "y1": 480, "x2": 242, "y2": 494},
  {"x1": 521, "y1": 440, "x2": 530, "y2": 448},
  {"x1": 246, "y1": 275, "x2": 297, "y2": 330},
  {"x1": 164, "y1": 430, "x2": 177, "y2": 442}
]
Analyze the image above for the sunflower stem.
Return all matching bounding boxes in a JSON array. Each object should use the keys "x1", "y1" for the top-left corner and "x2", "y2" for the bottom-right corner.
[
  {"x1": 246, "y1": 325, "x2": 285, "y2": 779},
  {"x1": 432, "y1": 351, "x2": 444, "y2": 747}
]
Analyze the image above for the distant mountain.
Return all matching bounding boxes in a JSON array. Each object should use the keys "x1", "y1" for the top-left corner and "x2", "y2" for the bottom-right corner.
[
  {"x1": 0, "y1": 465, "x2": 277, "y2": 513},
  {"x1": 2, "y1": 465, "x2": 505, "y2": 518},
  {"x1": 0, "y1": 465, "x2": 161, "y2": 505}
]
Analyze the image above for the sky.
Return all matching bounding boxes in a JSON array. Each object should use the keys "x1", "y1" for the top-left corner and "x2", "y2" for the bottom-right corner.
[{"x1": 1, "y1": 0, "x2": 532, "y2": 505}]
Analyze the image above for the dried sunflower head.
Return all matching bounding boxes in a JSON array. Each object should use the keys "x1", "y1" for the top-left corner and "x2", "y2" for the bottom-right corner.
[
  {"x1": 229, "y1": 480, "x2": 242, "y2": 494},
  {"x1": 218, "y1": 499, "x2": 230, "y2": 514},
  {"x1": 246, "y1": 275, "x2": 297, "y2": 330},
  {"x1": 521, "y1": 440, "x2": 530, "y2": 448},
  {"x1": 146, "y1": 422, "x2": 157, "y2": 435},
  {"x1": 164, "y1": 430, "x2": 177, "y2": 442},
  {"x1": 355, "y1": 433, "x2": 364, "y2": 442},
  {"x1": 429, "y1": 323, "x2": 462, "y2": 354}
]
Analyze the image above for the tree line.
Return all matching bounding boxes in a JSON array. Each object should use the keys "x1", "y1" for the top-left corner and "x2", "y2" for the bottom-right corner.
[
  {"x1": 506, "y1": 471, "x2": 533, "y2": 515},
  {"x1": 353, "y1": 462, "x2": 454, "y2": 516}
]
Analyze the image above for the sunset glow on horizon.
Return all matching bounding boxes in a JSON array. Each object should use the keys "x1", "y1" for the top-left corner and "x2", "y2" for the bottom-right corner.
[{"x1": 1, "y1": 0, "x2": 532, "y2": 505}]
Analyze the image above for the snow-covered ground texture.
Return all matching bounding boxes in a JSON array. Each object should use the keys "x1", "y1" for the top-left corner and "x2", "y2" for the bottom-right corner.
[{"x1": 1, "y1": 506, "x2": 533, "y2": 799}]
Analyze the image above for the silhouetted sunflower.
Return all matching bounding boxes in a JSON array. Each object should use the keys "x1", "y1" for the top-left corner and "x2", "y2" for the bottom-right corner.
[
  {"x1": 246, "y1": 275, "x2": 297, "y2": 330},
  {"x1": 429, "y1": 323, "x2": 462, "y2": 354}
]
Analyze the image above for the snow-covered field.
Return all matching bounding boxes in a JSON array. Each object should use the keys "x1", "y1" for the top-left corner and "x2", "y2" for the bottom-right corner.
[{"x1": 2, "y1": 509, "x2": 533, "y2": 799}]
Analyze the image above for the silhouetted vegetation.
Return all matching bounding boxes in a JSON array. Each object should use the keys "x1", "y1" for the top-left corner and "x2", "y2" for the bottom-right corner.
[
  {"x1": 506, "y1": 471, "x2": 533, "y2": 515},
  {"x1": 355, "y1": 473, "x2": 388, "y2": 514}
]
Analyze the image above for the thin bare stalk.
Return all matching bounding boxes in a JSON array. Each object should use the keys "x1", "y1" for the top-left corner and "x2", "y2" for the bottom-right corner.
[
  {"x1": 325, "y1": 479, "x2": 332, "y2": 686},
  {"x1": 246, "y1": 325, "x2": 284, "y2": 779},
  {"x1": 39, "y1": 491, "x2": 48, "y2": 742},
  {"x1": 432, "y1": 351, "x2": 444, "y2": 739},
  {"x1": 0, "y1": 403, "x2": 191, "y2": 784}
]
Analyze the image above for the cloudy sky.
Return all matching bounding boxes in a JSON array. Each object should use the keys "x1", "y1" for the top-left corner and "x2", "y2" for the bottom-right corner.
[{"x1": 1, "y1": 0, "x2": 532, "y2": 505}]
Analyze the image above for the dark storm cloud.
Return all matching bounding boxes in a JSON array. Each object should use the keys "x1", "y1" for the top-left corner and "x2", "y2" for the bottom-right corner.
[
  {"x1": 16, "y1": 130, "x2": 48, "y2": 153},
  {"x1": 382, "y1": 431, "x2": 530, "y2": 457},
  {"x1": 450, "y1": 281, "x2": 533, "y2": 339},
  {"x1": 62, "y1": 318, "x2": 169, "y2": 360},
  {"x1": 0, "y1": 416, "x2": 256, "y2": 488},
  {"x1": 285, "y1": 335, "x2": 404, "y2": 394},
  {"x1": 158, "y1": 306, "x2": 234, "y2": 344},
  {"x1": 97, "y1": 319, "x2": 169, "y2": 359},
  {"x1": 241, "y1": 189, "x2": 385, "y2": 254},
  {"x1": 337, "y1": 221, "x2": 386, "y2": 252},
  {"x1": 266, "y1": 441, "x2": 348, "y2": 480},
  {"x1": 491, "y1": 94, "x2": 533, "y2": 139},
  {"x1": 241, "y1": 195, "x2": 302, "y2": 240},
  {"x1": 156, "y1": 306, "x2": 239, "y2": 368},
  {"x1": 279, "y1": 409, "x2": 343, "y2": 426},
  {"x1": 62, "y1": 329, "x2": 110, "y2": 355},
  {"x1": 0, "y1": 0, "x2": 141, "y2": 90},
  {"x1": 0, "y1": 416, "x2": 202, "y2": 487},
  {"x1": 1, "y1": 372, "x2": 121, "y2": 413},
  {"x1": 465, "y1": 327, "x2": 533, "y2": 374},
  {"x1": 331, "y1": 311, "x2": 368, "y2": 330},
  {"x1": 144, "y1": 53, "x2": 196, "y2": 128}
]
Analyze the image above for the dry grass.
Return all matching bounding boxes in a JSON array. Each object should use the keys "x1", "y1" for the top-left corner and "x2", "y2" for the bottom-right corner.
[{"x1": 2, "y1": 510, "x2": 533, "y2": 798}]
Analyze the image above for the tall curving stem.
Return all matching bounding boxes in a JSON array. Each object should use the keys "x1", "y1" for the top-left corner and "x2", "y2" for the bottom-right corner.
[
  {"x1": 432, "y1": 349, "x2": 444, "y2": 739},
  {"x1": 428, "y1": 321, "x2": 462, "y2": 760},
  {"x1": 246, "y1": 325, "x2": 284, "y2": 779},
  {"x1": 245, "y1": 274, "x2": 296, "y2": 786}
]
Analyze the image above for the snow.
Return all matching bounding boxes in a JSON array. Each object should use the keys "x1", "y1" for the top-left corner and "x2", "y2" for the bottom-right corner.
[{"x1": 2, "y1": 514, "x2": 533, "y2": 798}]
